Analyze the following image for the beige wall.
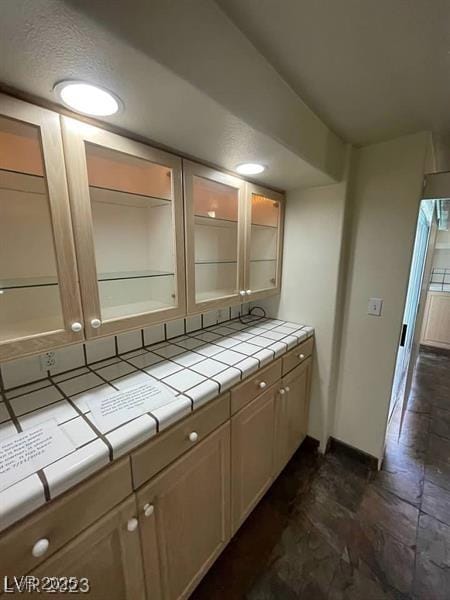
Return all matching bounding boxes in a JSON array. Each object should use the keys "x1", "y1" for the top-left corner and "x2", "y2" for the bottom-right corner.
[{"x1": 333, "y1": 132, "x2": 431, "y2": 459}]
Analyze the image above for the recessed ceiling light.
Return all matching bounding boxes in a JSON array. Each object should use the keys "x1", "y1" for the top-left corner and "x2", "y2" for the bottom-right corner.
[
  {"x1": 235, "y1": 163, "x2": 266, "y2": 176},
  {"x1": 54, "y1": 81, "x2": 122, "y2": 116}
]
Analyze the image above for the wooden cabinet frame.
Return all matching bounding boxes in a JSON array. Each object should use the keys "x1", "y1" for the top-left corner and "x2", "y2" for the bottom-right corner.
[
  {"x1": 183, "y1": 160, "x2": 247, "y2": 314},
  {"x1": 244, "y1": 182, "x2": 285, "y2": 303},
  {"x1": 0, "y1": 95, "x2": 84, "y2": 361},
  {"x1": 61, "y1": 117, "x2": 186, "y2": 338}
]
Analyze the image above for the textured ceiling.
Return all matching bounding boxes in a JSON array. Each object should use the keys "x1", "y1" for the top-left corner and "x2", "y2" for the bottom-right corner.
[{"x1": 217, "y1": 0, "x2": 450, "y2": 146}]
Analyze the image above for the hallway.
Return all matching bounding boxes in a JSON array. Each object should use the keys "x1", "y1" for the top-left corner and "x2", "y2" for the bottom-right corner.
[{"x1": 191, "y1": 349, "x2": 450, "y2": 599}]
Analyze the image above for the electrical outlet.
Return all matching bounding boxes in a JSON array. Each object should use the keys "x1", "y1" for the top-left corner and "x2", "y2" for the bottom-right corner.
[{"x1": 40, "y1": 351, "x2": 57, "y2": 371}]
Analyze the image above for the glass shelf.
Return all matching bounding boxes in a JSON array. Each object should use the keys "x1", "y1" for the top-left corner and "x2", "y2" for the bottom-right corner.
[
  {"x1": 194, "y1": 215, "x2": 238, "y2": 228},
  {"x1": 251, "y1": 222, "x2": 278, "y2": 229},
  {"x1": 195, "y1": 260, "x2": 237, "y2": 265},
  {"x1": 250, "y1": 259, "x2": 276, "y2": 263},
  {"x1": 89, "y1": 184, "x2": 171, "y2": 209},
  {"x1": 98, "y1": 270, "x2": 174, "y2": 281}
]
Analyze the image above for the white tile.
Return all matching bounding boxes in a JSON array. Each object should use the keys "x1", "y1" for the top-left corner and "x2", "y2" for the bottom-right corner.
[
  {"x1": 245, "y1": 326, "x2": 270, "y2": 335},
  {"x1": 188, "y1": 380, "x2": 219, "y2": 408},
  {"x1": 85, "y1": 336, "x2": 116, "y2": 364},
  {"x1": 117, "y1": 330, "x2": 142, "y2": 354},
  {"x1": 267, "y1": 341, "x2": 288, "y2": 358},
  {"x1": 185, "y1": 314, "x2": 202, "y2": 333},
  {"x1": 238, "y1": 357, "x2": 260, "y2": 376},
  {"x1": 95, "y1": 361, "x2": 136, "y2": 381},
  {"x1": 71, "y1": 385, "x2": 115, "y2": 414},
  {"x1": 51, "y1": 344, "x2": 85, "y2": 375},
  {"x1": 281, "y1": 335, "x2": 300, "y2": 350},
  {"x1": 143, "y1": 323, "x2": 165, "y2": 346},
  {"x1": 113, "y1": 371, "x2": 153, "y2": 390},
  {"x1": 59, "y1": 372, "x2": 104, "y2": 397},
  {"x1": 153, "y1": 344, "x2": 186, "y2": 359},
  {"x1": 10, "y1": 387, "x2": 63, "y2": 417},
  {"x1": 231, "y1": 342, "x2": 261, "y2": 356},
  {"x1": 230, "y1": 305, "x2": 241, "y2": 319},
  {"x1": 253, "y1": 348, "x2": 275, "y2": 366},
  {"x1": 166, "y1": 318, "x2": 185, "y2": 339},
  {"x1": 0, "y1": 420, "x2": 18, "y2": 439},
  {"x1": 191, "y1": 359, "x2": 227, "y2": 378},
  {"x1": 151, "y1": 397, "x2": 192, "y2": 431},
  {"x1": 210, "y1": 326, "x2": 236, "y2": 336},
  {"x1": 260, "y1": 330, "x2": 286, "y2": 341},
  {"x1": 230, "y1": 332, "x2": 254, "y2": 342},
  {"x1": 246, "y1": 335, "x2": 273, "y2": 348},
  {"x1": 195, "y1": 344, "x2": 223, "y2": 357},
  {"x1": 61, "y1": 417, "x2": 97, "y2": 448},
  {"x1": 202, "y1": 310, "x2": 218, "y2": 328},
  {"x1": 272, "y1": 325, "x2": 297, "y2": 334},
  {"x1": 193, "y1": 331, "x2": 221, "y2": 343},
  {"x1": 215, "y1": 337, "x2": 240, "y2": 349},
  {"x1": 146, "y1": 361, "x2": 182, "y2": 380},
  {"x1": 126, "y1": 351, "x2": 163, "y2": 369},
  {"x1": 217, "y1": 308, "x2": 230, "y2": 323},
  {"x1": 53, "y1": 367, "x2": 89, "y2": 383},
  {"x1": 1, "y1": 355, "x2": 43, "y2": 389},
  {"x1": 106, "y1": 414, "x2": 157, "y2": 458},
  {"x1": 19, "y1": 400, "x2": 78, "y2": 429},
  {"x1": 88, "y1": 357, "x2": 120, "y2": 370},
  {"x1": 5, "y1": 380, "x2": 51, "y2": 400},
  {"x1": 0, "y1": 403, "x2": 10, "y2": 424},
  {"x1": 211, "y1": 367, "x2": 241, "y2": 391},
  {"x1": 241, "y1": 302, "x2": 250, "y2": 315},
  {"x1": 174, "y1": 337, "x2": 205, "y2": 350},
  {"x1": 120, "y1": 348, "x2": 147, "y2": 359},
  {"x1": 214, "y1": 349, "x2": 247, "y2": 366},
  {"x1": 225, "y1": 321, "x2": 247, "y2": 331},
  {"x1": 162, "y1": 370, "x2": 206, "y2": 392},
  {"x1": 44, "y1": 439, "x2": 109, "y2": 499},
  {"x1": 172, "y1": 352, "x2": 205, "y2": 368},
  {"x1": 0, "y1": 474, "x2": 45, "y2": 532}
]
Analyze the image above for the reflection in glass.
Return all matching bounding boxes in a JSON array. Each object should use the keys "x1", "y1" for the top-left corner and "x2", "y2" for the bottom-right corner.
[{"x1": 249, "y1": 194, "x2": 280, "y2": 292}]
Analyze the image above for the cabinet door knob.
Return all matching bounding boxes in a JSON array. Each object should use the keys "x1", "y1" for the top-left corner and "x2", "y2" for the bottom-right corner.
[
  {"x1": 246, "y1": 290, "x2": 252, "y2": 295},
  {"x1": 91, "y1": 318, "x2": 102, "y2": 329},
  {"x1": 258, "y1": 381, "x2": 267, "y2": 389},
  {"x1": 239, "y1": 290, "x2": 246, "y2": 296},
  {"x1": 71, "y1": 322, "x2": 83, "y2": 333},
  {"x1": 32, "y1": 538, "x2": 49, "y2": 558},
  {"x1": 127, "y1": 518, "x2": 138, "y2": 532},
  {"x1": 143, "y1": 503, "x2": 154, "y2": 517},
  {"x1": 285, "y1": 386, "x2": 290, "y2": 392},
  {"x1": 188, "y1": 431, "x2": 199, "y2": 443},
  {"x1": 279, "y1": 388, "x2": 286, "y2": 395},
  {"x1": 298, "y1": 353, "x2": 305, "y2": 360}
]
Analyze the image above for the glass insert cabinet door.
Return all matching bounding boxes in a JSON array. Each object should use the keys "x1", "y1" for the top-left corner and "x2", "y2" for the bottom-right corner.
[
  {"x1": 183, "y1": 161, "x2": 246, "y2": 313},
  {"x1": 61, "y1": 117, "x2": 186, "y2": 338},
  {"x1": 0, "y1": 95, "x2": 83, "y2": 361},
  {"x1": 244, "y1": 183, "x2": 284, "y2": 301}
]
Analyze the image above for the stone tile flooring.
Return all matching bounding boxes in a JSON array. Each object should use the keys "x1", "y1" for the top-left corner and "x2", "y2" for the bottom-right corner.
[{"x1": 191, "y1": 349, "x2": 450, "y2": 599}]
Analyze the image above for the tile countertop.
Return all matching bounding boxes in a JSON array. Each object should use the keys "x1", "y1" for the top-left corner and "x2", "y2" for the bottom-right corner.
[{"x1": 0, "y1": 317, "x2": 314, "y2": 532}]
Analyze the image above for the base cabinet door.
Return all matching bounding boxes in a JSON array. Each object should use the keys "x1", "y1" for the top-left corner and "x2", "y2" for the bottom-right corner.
[
  {"x1": 20, "y1": 497, "x2": 145, "y2": 600},
  {"x1": 231, "y1": 385, "x2": 277, "y2": 533},
  {"x1": 137, "y1": 423, "x2": 231, "y2": 600},
  {"x1": 275, "y1": 358, "x2": 311, "y2": 474}
]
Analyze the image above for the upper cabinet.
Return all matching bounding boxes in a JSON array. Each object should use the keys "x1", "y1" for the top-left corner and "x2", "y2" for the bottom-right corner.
[
  {"x1": 184, "y1": 161, "x2": 284, "y2": 313},
  {"x1": 245, "y1": 183, "x2": 284, "y2": 302},
  {"x1": 61, "y1": 117, "x2": 186, "y2": 338},
  {"x1": 184, "y1": 161, "x2": 246, "y2": 314},
  {"x1": 0, "y1": 95, "x2": 83, "y2": 361}
]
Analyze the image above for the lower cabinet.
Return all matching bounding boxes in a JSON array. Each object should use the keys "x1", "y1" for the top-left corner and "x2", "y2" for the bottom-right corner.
[
  {"x1": 25, "y1": 496, "x2": 145, "y2": 600},
  {"x1": 275, "y1": 358, "x2": 312, "y2": 475},
  {"x1": 231, "y1": 385, "x2": 277, "y2": 533},
  {"x1": 137, "y1": 422, "x2": 231, "y2": 600}
]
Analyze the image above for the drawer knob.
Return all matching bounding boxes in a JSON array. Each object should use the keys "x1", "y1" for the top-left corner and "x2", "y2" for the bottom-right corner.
[
  {"x1": 246, "y1": 290, "x2": 252, "y2": 295},
  {"x1": 298, "y1": 353, "x2": 305, "y2": 360},
  {"x1": 258, "y1": 381, "x2": 267, "y2": 390},
  {"x1": 285, "y1": 386, "x2": 290, "y2": 392},
  {"x1": 91, "y1": 318, "x2": 102, "y2": 329},
  {"x1": 70, "y1": 322, "x2": 83, "y2": 333},
  {"x1": 279, "y1": 388, "x2": 286, "y2": 395},
  {"x1": 143, "y1": 503, "x2": 154, "y2": 517},
  {"x1": 127, "y1": 518, "x2": 139, "y2": 532},
  {"x1": 188, "y1": 431, "x2": 199, "y2": 443},
  {"x1": 239, "y1": 290, "x2": 246, "y2": 297},
  {"x1": 32, "y1": 538, "x2": 49, "y2": 558}
]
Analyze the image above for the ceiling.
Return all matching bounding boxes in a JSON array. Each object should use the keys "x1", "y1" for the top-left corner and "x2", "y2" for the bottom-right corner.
[{"x1": 217, "y1": 0, "x2": 450, "y2": 146}]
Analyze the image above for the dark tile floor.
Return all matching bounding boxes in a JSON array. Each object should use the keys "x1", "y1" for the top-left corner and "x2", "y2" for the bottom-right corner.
[{"x1": 191, "y1": 349, "x2": 450, "y2": 599}]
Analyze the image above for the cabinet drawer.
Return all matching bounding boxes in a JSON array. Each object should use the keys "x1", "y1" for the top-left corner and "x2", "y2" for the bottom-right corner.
[
  {"x1": 132, "y1": 392, "x2": 230, "y2": 489},
  {"x1": 282, "y1": 337, "x2": 314, "y2": 375},
  {"x1": 231, "y1": 359, "x2": 281, "y2": 415},
  {"x1": 0, "y1": 458, "x2": 132, "y2": 578}
]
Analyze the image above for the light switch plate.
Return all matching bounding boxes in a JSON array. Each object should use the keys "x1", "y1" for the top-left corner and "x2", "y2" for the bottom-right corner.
[{"x1": 368, "y1": 298, "x2": 383, "y2": 316}]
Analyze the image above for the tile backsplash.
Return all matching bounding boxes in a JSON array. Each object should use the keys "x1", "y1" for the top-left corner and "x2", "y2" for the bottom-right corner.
[{"x1": 0, "y1": 304, "x2": 250, "y2": 391}]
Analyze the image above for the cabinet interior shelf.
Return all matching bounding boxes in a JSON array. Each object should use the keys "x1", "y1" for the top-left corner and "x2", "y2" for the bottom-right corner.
[
  {"x1": 89, "y1": 185, "x2": 171, "y2": 209},
  {"x1": 195, "y1": 260, "x2": 237, "y2": 265},
  {"x1": 194, "y1": 215, "x2": 238, "y2": 228},
  {"x1": 251, "y1": 223, "x2": 278, "y2": 229},
  {"x1": 250, "y1": 259, "x2": 276, "y2": 263}
]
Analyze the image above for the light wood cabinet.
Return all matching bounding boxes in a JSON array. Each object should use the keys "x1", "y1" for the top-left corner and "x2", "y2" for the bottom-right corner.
[
  {"x1": 61, "y1": 117, "x2": 186, "y2": 338},
  {"x1": 6, "y1": 497, "x2": 145, "y2": 600},
  {"x1": 0, "y1": 95, "x2": 83, "y2": 361},
  {"x1": 275, "y1": 358, "x2": 311, "y2": 475},
  {"x1": 231, "y1": 385, "x2": 277, "y2": 533},
  {"x1": 421, "y1": 291, "x2": 450, "y2": 350},
  {"x1": 137, "y1": 422, "x2": 231, "y2": 600}
]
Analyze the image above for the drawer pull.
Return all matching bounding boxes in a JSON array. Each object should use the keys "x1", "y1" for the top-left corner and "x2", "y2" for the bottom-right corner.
[
  {"x1": 246, "y1": 289, "x2": 252, "y2": 295},
  {"x1": 127, "y1": 518, "x2": 138, "y2": 532},
  {"x1": 239, "y1": 290, "x2": 246, "y2": 297},
  {"x1": 32, "y1": 538, "x2": 49, "y2": 558},
  {"x1": 258, "y1": 381, "x2": 267, "y2": 390},
  {"x1": 298, "y1": 353, "x2": 305, "y2": 360},
  {"x1": 279, "y1": 388, "x2": 286, "y2": 395},
  {"x1": 188, "y1": 431, "x2": 199, "y2": 443},
  {"x1": 71, "y1": 322, "x2": 82, "y2": 333},
  {"x1": 143, "y1": 503, "x2": 154, "y2": 517},
  {"x1": 285, "y1": 386, "x2": 290, "y2": 392},
  {"x1": 91, "y1": 318, "x2": 102, "y2": 329}
]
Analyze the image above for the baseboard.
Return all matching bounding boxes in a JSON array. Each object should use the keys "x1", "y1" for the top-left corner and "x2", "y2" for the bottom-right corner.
[
  {"x1": 420, "y1": 344, "x2": 450, "y2": 357},
  {"x1": 326, "y1": 436, "x2": 378, "y2": 470}
]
